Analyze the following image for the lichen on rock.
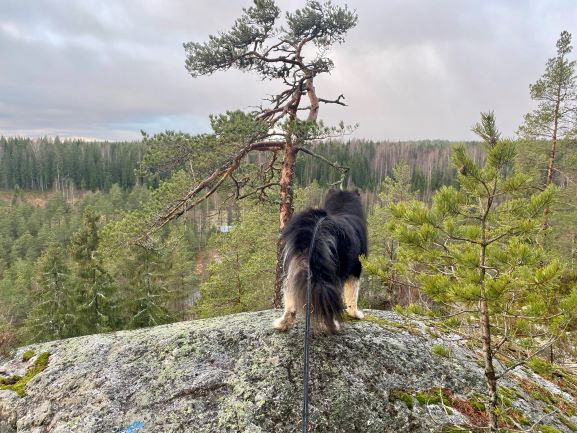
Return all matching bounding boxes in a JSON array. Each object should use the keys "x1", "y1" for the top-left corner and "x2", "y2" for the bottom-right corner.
[{"x1": 0, "y1": 309, "x2": 576, "y2": 432}]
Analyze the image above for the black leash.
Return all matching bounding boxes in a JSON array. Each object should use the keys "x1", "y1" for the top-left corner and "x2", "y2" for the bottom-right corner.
[{"x1": 302, "y1": 216, "x2": 326, "y2": 433}]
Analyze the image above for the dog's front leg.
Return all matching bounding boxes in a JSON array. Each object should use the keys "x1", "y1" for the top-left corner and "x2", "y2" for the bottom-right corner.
[{"x1": 344, "y1": 277, "x2": 364, "y2": 319}]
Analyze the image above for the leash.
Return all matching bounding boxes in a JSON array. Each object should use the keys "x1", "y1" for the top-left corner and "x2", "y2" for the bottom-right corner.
[{"x1": 302, "y1": 216, "x2": 326, "y2": 433}]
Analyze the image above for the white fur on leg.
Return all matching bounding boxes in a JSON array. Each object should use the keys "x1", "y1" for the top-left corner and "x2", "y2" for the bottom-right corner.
[
  {"x1": 344, "y1": 277, "x2": 364, "y2": 319},
  {"x1": 273, "y1": 311, "x2": 295, "y2": 331},
  {"x1": 333, "y1": 320, "x2": 341, "y2": 332},
  {"x1": 273, "y1": 257, "x2": 303, "y2": 331},
  {"x1": 273, "y1": 296, "x2": 296, "y2": 331}
]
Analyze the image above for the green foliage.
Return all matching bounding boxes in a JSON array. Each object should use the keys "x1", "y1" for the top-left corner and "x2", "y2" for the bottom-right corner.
[
  {"x1": 24, "y1": 243, "x2": 78, "y2": 342},
  {"x1": 391, "y1": 136, "x2": 561, "y2": 333},
  {"x1": 362, "y1": 161, "x2": 419, "y2": 308},
  {"x1": 0, "y1": 186, "x2": 204, "y2": 349},
  {"x1": 183, "y1": 0, "x2": 356, "y2": 79},
  {"x1": 21, "y1": 350, "x2": 34, "y2": 361},
  {"x1": 415, "y1": 388, "x2": 450, "y2": 406},
  {"x1": 388, "y1": 389, "x2": 414, "y2": 409},
  {"x1": 133, "y1": 1, "x2": 359, "y2": 266},
  {"x1": 99, "y1": 170, "x2": 192, "y2": 251},
  {"x1": 539, "y1": 426, "x2": 562, "y2": 433},
  {"x1": 113, "y1": 247, "x2": 176, "y2": 329},
  {"x1": 390, "y1": 112, "x2": 571, "y2": 429},
  {"x1": 432, "y1": 345, "x2": 452, "y2": 358},
  {"x1": 527, "y1": 357, "x2": 555, "y2": 376},
  {"x1": 560, "y1": 415, "x2": 577, "y2": 432},
  {"x1": 69, "y1": 209, "x2": 116, "y2": 334},
  {"x1": 139, "y1": 112, "x2": 269, "y2": 181},
  {"x1": 292, "y1": 180, "x2": 324, "y2": 210},
  {"x1": 194, "y1": 203, "x2": 277, "y2": 318}
]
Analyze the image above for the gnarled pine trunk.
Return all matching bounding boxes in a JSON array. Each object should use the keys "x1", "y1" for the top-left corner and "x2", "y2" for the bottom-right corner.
[{"x1": 273, "y1": 142, "x2": 297, "y2": 308}]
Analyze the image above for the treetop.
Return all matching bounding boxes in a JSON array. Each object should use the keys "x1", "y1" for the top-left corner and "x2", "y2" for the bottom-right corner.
[
  {"x1": 183, "y1": 0, "x2": 358, "y2": 81},
  {"x1": 557, "y1": 30, "x2": 572, "y2": 56}
]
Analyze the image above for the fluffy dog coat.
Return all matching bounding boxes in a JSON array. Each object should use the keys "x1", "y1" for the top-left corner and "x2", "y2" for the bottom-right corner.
[{"x1": 273, "y1": 190, "x2": 368, "y2": 333}]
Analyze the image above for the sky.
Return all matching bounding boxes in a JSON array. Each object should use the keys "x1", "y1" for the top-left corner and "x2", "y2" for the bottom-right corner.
[{"x1": 0, "y1": 0, "x2": 576, "y2": 141}]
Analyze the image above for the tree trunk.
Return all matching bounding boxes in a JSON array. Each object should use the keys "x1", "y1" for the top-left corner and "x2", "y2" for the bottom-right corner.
[
  {"x1": 543, "y1": 91, "x2": 561, "y2": 227},
  {"x1": 273, "y1": 71, "x2": 319, "y2": 307},
  {"x1": 480, "y1": 289, "x2": 499, "y2": 431},
  {"x1": 480, "y1": 203, "x2": 498, "y2": 431},
  {"x1": 273, "y1": 143, "x2": 297, "y2": 308}
]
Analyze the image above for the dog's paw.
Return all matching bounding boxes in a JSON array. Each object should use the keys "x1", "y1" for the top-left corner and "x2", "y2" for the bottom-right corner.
[
  {"x1": 273, "y1": 318, "x2": 291, "y2": 332},
  {"x1": 346, "y1": 309, "x2": 364, "y2": 320}
]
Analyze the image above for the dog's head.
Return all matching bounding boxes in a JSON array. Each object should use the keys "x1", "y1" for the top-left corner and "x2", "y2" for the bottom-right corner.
[{"x1": 324, "y1": 189, "x2": 364, "y2": 217}]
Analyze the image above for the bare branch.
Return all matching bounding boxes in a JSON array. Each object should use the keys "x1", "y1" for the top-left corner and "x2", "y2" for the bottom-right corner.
[
  {"x1": 137, "y1": 140, "x2": 286, "y2": 244},
  {"x1": 295, "y1": 146, "x2": 349, "y2": 173},
  {"x1": 318, "y1": 94, "x2": 346, "y2": 106},
  {"x1": 237, "y1": 182, "x2": 280, "y2": 200}
]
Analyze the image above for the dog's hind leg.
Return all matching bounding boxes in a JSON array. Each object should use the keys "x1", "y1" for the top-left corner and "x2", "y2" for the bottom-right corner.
[
  {"x1": 344, "y1": 277, "x2": 364, "y2": 319},
  {"x1": 273, "y1": 296, "x2": 296, "y2": 331},
  {"x1": 273, "y1": 258, "x2": 302, "y2": 331}
]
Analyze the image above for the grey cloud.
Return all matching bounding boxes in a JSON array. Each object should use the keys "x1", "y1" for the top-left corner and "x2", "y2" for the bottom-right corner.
[{"x1": 1, "y1": 0, "x2": 576, "y2": 140}]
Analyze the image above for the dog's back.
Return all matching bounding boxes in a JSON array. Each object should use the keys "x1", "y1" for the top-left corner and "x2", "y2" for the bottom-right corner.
[
  {"x1": 273, "y1": 190, "x2": 367, "y2": 333},
  {"x1": 323, "y1": 189, "x2": 367, "y2": 280}
]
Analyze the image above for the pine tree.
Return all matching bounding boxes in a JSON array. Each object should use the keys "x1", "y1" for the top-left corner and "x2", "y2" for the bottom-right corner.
[
  {"x1": 518, "y1": 31, "x2": 577, "y2": 225},
  {"x1": 135, "y1": 0, "x2": 357, "y2": 306},
  {"x1": 390, "y1": 113, "x2": 567, "y2": 431}
]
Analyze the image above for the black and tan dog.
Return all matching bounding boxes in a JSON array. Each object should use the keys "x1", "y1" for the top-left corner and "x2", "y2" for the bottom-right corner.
[{"x1": 273, "y1": 189, "x2": 368, "y2": 333}]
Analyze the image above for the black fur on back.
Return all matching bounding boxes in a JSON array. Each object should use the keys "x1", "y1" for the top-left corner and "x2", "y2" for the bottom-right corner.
[{"x1": 281, "y1": 190, "x2": 368, "y2": 333}]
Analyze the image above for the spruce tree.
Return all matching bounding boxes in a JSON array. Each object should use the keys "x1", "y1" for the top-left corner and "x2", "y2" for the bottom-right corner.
[
  {"x1": 70, "y1": 209, "x2": 116, "y2": 334},
  {"x1": 25, "y1": 243, "x2": 77, "y2": 342},
  {"x1": 116, "y1": 246, "x2": 175, "y2": 329},
  {"x1": 162, "y1": 224, "x2": 198, "y2": 318}
]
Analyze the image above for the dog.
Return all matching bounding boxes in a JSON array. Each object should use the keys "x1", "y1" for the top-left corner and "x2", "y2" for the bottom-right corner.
[{"x1": 273, "y1": 189, "x2": 368, "y2": 333}]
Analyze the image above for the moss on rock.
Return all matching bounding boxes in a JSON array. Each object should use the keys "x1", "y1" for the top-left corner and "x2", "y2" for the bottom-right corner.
[{"x1": 0, "y1": 352, "x2": 50, "y2": 397}]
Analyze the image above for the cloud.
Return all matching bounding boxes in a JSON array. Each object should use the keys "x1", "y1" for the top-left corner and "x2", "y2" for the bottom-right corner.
[{"x1": 1, "y1": 0, "x2": 576, "y2": 140}]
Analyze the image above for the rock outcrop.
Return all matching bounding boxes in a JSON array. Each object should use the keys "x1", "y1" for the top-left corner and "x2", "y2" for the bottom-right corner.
[{"x1": 1, "y1": 310, "x2": 576, "y2": 433}]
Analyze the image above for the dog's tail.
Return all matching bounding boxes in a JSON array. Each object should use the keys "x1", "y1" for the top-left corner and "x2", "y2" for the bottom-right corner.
[{"x1": 282, "y1": 209, "x2": 343, "y2": 333}]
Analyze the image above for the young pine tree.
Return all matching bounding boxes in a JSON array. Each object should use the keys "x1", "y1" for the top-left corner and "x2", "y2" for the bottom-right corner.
[{"x1": 390, "y1": 113, "x2": 565, "y2": 431}]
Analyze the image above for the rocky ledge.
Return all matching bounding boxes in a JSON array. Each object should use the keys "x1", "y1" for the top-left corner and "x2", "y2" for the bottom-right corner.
[{"x1": 1, "y1": 310, "x2": 576, "y2": 433}]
